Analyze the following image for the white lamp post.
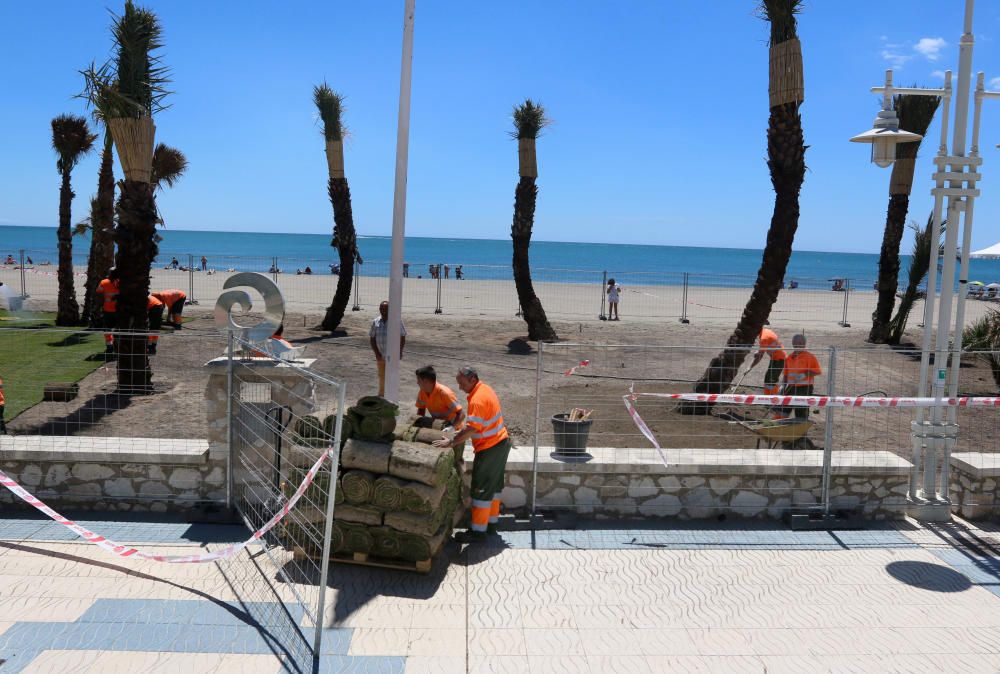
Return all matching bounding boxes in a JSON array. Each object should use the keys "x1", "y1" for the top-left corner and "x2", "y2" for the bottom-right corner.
[
  {"x1": 384, "y1": 0, "x2": 415, "y2": 404},
  {"x1": 853, "y1": 0, "x2": 1000, "y2": 520}
]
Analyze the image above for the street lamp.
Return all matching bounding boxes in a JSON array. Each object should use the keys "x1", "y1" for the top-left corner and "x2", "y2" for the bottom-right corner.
[
  {"x1": 853, "y1": 0, "x2": 1000, "y2": 521},
  {"x1": 850, "y1": 72, "x2": 924, "y2": 167}
]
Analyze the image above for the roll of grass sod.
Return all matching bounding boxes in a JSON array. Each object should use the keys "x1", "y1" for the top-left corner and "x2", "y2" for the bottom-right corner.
[
  {"x1": 371, "y1": 526, "x2": 403, "y2": 559},
  {"x1": 372, "y1": 475, "x2": 406, "y2": 512},
  {"x1": 334, "y1": 504, "x2": 383, "y2": 526},
  {"x1": 341, "y1": 469, "x2": 375, "y2": 505},
  {"x1": 341, "y1": 439, "x2": 392, "y2": 474},
  {"x1": 388, "y1": 441, "x2": 452, "y2": 487},
  {"x1": 337, "y1": 521, "x2": 374, "y2": 554}
]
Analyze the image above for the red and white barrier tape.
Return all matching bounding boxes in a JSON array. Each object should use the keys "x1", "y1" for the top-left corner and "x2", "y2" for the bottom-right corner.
[
  {"x1": 630, "y1": 391, "x2": 1000, "y2": 408},
  {"x1": 0, "y1": 447, "x2": 334, "y2": 564},
  {"x1": 562, "y1": 360, "x2": 590, "y2": 377}
]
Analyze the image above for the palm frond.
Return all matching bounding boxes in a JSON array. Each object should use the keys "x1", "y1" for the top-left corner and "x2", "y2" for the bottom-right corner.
[
  {"x1": 313, "y1": 83, "x2": 345, "y2": 141},
  {"x1": 511, "y1": 99, "x2": 550, "y2": 140},
  {"x1": 893, "y1": 92, "x2": 941, "y2": 160},
  {"x1": 51, "y1": 114, "x2": 97, "y2": 174},
  {"x1": 150, "y1": 143, "x2": 188, "y2": 190},
  {"x1": 759, "y1": 0, "x2": 803, "y2": 45},
  {"x1": 85, "y1": 0, "x2": 170, "y2": 119}
]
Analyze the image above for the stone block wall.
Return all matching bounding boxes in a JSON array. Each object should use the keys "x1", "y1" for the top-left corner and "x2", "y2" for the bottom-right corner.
[
  {"x1": 0, "y1": 444, "x2": 223, "y2": 513},
  {"x1": 949, "y1": 452, "x2": 1000, "y2": 520},
  {"x1": 489, "y1": 447, "x2": 914, "y2": 521}
]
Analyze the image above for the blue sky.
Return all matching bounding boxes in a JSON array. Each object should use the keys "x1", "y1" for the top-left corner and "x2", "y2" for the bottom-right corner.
[{"x1": 2, "y1": 1, "x2": 1000, "y2": 254}]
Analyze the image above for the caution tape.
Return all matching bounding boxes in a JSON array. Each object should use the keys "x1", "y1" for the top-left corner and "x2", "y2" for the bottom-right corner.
[
  {"x1": 562, "y1": 360, "x2": 590, "y2": 376},
  {"x1": 629, "y1": 391, "x2": 1000, "y2": 408},
  {"x1": 0, "y1": 447, "x2": 335, "y2": 564}
]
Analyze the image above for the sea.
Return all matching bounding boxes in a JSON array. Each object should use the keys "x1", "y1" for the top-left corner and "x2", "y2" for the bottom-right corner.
[{"x1": 5, "y1": 224, "x2": 1000, "y2": 290}]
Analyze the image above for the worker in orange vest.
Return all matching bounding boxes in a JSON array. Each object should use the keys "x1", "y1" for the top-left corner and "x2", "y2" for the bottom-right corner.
[
  {"x1": 96, "y1": 268, "x2": 120, "y2": 353},
  {"x1": 781, "y1": 333, "x2": 822, "y2": 420},
  {"x1": 147, "y1": 294, "x2": 165, "y2": 354},
  {"x1": 0, "y1": 375, "x2": 6, "y2": 435},
  {"x1": 750, "y1": 326, "x2": 786, "y2": 396},
  {"x1": 435, "y1": 366, "x2": 510, "y2": 543},
  {"x1": 152, "y1": 289, "x2": 187, "y2": 328},
  {"x1": 415, "y1": 365, "x2": 466, "y2": 466}
]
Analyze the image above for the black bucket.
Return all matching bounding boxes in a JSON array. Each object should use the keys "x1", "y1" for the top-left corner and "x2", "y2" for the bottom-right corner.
[{"x1": 551, "y1": 413, "x2": 593, "y2": 454}]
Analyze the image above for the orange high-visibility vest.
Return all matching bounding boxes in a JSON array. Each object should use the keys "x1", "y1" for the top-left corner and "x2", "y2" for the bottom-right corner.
[
  {"x1": 152, "y1": 289, "x2": 186, "y2": 308},
  {"x1": 416, "y1": 382, "x2": 463, "y2": 426},
  {"x1": 783, "y1": 351, "x2": 822, "y2": 386},
  {"x1": 147, "y1": 295, "x2": 164, "y2": 310},
  {"x1": 97, "y1": 278, "x2": 119, "y2": 313},
  {"x1": 465, "y1": 380, "x2": 508, "y2": 452},
  {"x1": 0, "y1": 376, "x2": 5, "y2": 406},
  {"x1": 759, "y1": 328, "x2": 786, "y2": 361}
]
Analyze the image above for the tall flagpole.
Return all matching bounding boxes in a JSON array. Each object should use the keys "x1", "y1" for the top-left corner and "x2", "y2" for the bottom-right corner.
[{"x1": 385, "y1": 0, "x2": 415, "y2": 403}]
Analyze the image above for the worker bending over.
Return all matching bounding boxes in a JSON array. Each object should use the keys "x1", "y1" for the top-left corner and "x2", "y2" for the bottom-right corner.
[
  {"x1": 152, "y1": 289, "x2": 187, "y2": 328},
  {"x1": 147, "y1": 295, "x2": 164, "y2": 354},
  {"x1": 415, "y1": 365, "x2": 465, "y2": 466},
  {"x1": 781, "y1": 333, "x2": 822, "y2": 420},
  {"x1": 96, "y1": 268, "x2": 120, "y2": 353},
  {"x1": 435, "y1": 367, "x2": 510, "y2": 544},
  {"x1": 750, "y1": 326, "x2": 786, "y2": 395}
]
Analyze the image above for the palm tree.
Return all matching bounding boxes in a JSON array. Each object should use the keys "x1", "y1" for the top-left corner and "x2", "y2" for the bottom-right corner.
[
  {"x1": 80, "y1": 133, "x2": 116, "y2": 327},
  {"x1": 84, "y1": 0, "x2": 170, "y2": 393},
  {"x1": 887, "y1": 213, "x2": 945, "y2": 344},
  {"x1": 510, "y1": 99, "x2": 557, "y2": 342},
  {"x1": 868, "y1": 93, "x2": 940, "y2": 343},
  {"x1": 315, "y1": 84, "x2": 361, "y2": 333},
  {"x1": 51, "y1": 114, "x2": 97, "y2": 326},
  {"x1": 682, "y1": 0, "x2": 806, "y2": 413},
  {"x1": 962, "y1": 308, "x2": 1000, "y2": 391},
  {"x1": 151, "y1": 143, "x2": 188, "y2": 193}
]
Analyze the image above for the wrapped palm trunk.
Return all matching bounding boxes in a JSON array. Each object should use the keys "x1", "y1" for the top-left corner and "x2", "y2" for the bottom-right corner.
[
  {"x1": 56, "y1": 170, "x2": 80, "y2": 325},
  {"x1": 109, "y1": 116, "x2": 157, "y2": 393}
]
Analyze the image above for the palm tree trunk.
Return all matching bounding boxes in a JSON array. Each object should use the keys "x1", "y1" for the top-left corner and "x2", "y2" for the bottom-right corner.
[
  {"x1": 682, "y1": 100, "x2": 805, "y2": 413},
  {"x1": 114, "y1": 179, "x2": 158, "y2": 393},
  {"x1": 512, "y1": 177, "x2": 557, "y2": 342},
  {"x1": 56, "y1": 170, "x2": 80, "y2": 326},
  {"x1": 869, "y1": 193, "x2": 909, "y2": 342},
  {"x1": 83, "y1": 141, "x2": 115, "y2": 326},
  {"x1": 320, "y1": 178, "x2": 357, "y2": 332}
]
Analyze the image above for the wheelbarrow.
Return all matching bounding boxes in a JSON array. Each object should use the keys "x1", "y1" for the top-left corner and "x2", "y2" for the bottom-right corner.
[{"x1": 738, "y1": 418, "x2": 814, "y2": 449}]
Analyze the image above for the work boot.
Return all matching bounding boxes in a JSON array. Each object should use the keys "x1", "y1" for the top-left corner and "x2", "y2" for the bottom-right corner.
[
  {"x1": 487, "y1": 523, "x2": 499, "y2": 535},
  {"x1": 147, "y1": 342, "x2": 157, "y2": 355},
  {"x1": 454, "y1": 530, "x2": 487, "y2": 544}
]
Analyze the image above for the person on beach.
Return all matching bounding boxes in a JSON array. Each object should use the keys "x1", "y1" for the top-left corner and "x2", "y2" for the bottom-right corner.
[
  {"x1": 200, "y1": 256, "x2": 208, "y2": 271},
  {"x1": 415, "y1": 365, "x2": 466, "y2": 464},
  {"x1": 170, "y1": 257, "x2": 179, "y2": 269},
  {"x1": 96, "y1": 268, "x2": 120, "y2": 353},
  {"x1": 26, "y1": 257, "x2": 32, "y2": 266},
  {"x1": 750, "y1": 326, "x2": 786, "y2": 396},
  {"x1": 606, "y1": 278, "x2": 621, "y2": 320},
  {"x1": 434, "y1": 366, "x2": 510, "y2": 543},
  {"x1": 781, "y1": 333, "x2": 822, "y2": 421},
  {"x1": 152, "y1": 289, "x2": 187, "y2": 328},
  {"x1": 4, "y1": 255, "x2": 14, "y2": 265},
  {"x1": 369, "y1": 300, "x2": 406, "y2": 397},
  {"x1": 0, "y1": 374, "x2": 7, "y2": 434},
  {"x1": 444, "y1": 264, "x2": 450, "y2": 279},
  {"x1": 455, "y1": 265, "x2": 463, "y2": 280},
  {"x1": 403, "y1": 262, "x2": 409, "y2": 278}
]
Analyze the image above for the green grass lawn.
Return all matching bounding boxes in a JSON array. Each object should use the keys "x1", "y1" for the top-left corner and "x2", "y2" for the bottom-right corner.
[{"x1": 0, "y1": 311, "x2": 106, "y2": 421}]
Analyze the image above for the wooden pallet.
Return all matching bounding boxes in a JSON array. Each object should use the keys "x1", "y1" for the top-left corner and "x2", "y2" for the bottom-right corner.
[{"x1": 291, "y1": 546, "x2": 433, "y2": 574}]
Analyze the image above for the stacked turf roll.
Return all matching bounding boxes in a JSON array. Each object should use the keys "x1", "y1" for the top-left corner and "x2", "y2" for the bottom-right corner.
[{"x1": 283, "y1": 397, "x2": 461, "y2": 565}]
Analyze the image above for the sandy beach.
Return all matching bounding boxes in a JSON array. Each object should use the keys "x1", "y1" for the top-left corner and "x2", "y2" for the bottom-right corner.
[{"x1": 2, "y1": 263, "x2": 995, "y2": 332}]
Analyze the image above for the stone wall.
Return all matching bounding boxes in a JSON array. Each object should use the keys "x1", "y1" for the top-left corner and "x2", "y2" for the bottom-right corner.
[
  {"x1": 950, "y1": 452, "x2": 1000, "y2": 520},
  {"x1": 0, "y1": 437, "x2": 222, "y2": 513},
  {"x1": 490, "y1": 446, "x2": 913, "y2": 520}
]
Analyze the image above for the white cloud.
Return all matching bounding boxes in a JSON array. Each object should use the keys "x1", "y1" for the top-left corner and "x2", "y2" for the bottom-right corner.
[
  {"x1": 880, "y1": 38, "x2": 912, "y2": 69},
  {"x1": 990, "y1": 76, "x2": 1000, "y2": 90},
  {"x1": 931, "y1": 70, "x2": 947, "y2": 79},
  {"x1": 915, "y1": 37, "x2": 947, "y2": 60}
]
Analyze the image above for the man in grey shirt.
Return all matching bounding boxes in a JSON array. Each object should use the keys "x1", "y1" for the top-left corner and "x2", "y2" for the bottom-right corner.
[{"x1": 369, "y1": 300, "x2": 406, "y2": 397}]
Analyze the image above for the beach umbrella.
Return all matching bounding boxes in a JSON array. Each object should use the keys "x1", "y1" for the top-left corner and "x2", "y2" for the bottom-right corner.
[
  {"x1": 987, "y1": 283, "x2": 1000, "y2": 289},
  {"x1": 970, "y1": 281, "x2": 985, "y2": 286}
]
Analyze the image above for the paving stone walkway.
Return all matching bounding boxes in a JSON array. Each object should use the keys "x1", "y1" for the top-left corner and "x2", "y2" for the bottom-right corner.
[{"x1": 3, "y1": 513, "x2": 1000, "y2": 673}]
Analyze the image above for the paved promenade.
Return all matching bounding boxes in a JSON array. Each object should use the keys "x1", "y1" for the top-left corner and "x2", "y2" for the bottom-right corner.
[{"x1": 3, "y1": 514, "x2": 1000, "y2": 672}]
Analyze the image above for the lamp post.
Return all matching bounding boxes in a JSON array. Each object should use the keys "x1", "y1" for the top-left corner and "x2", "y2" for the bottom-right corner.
[
  {"x1": 385, "y1": 0, "x2": 415, "y2": 404},
  {"x1": 853, "y1": 0, "x2": 1000, "y2": 520}
]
